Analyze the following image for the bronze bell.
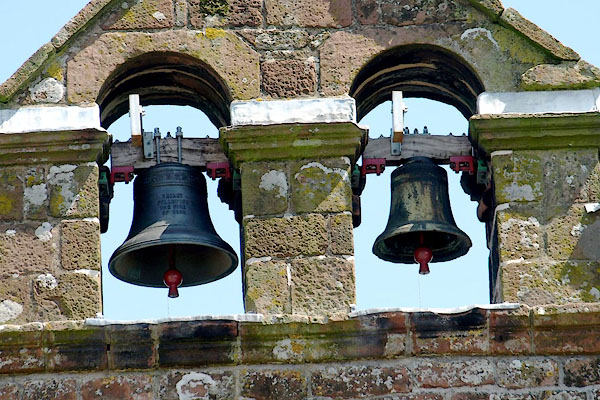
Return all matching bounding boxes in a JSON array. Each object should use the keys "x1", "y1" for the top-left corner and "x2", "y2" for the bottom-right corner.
[
  {"x1": 109, "y1": 162, "x2": 238, "y2": 297},
  {"x1": 372, "y1": 157, "x2": 471, "y2": 274}
]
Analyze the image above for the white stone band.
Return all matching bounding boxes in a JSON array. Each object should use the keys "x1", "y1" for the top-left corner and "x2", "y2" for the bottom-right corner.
[
  {"x1": 230, "y1": 97, "x2": 356, "y2": 126},
  {"x1": 477, "y1": 89, "x2": 600, "y2": 115},
  {"x1": 0, "y1": 104, "x2": 101, "y2": 134}
]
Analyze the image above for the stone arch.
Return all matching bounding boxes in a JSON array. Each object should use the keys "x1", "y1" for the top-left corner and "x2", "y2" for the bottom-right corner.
[
  {"x1": 97, "y1": 51, "x2": 232, "y2": 128},
  {"x1": 66, "y1": 30, "x2": 260, "y2": 109},
  {"x1": 350, "y1": 44, "x2": 485, "y2": 120}
]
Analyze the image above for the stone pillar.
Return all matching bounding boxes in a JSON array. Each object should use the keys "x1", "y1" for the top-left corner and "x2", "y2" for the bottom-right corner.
[
  {"x1": 221, "y1": 121, "x2": 366, "y2": 319},
  {"x1": 471, "y1": 113, "x2": 600, "y2": 306},
  {"x1": 0, "y1": 123, "x2": 109, "y2": 323}
]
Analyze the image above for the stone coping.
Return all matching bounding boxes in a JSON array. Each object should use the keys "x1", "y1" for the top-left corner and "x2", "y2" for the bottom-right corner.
[{"x1": 0, "y1": 303, "x2": 599, "y2": 375}]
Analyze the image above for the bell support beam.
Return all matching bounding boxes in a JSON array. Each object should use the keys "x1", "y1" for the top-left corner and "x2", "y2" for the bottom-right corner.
[
  {"x1": 219, "y1": 98, "x2": 367, "y2": 320},
  {"x1": 110, "y1": 134, "x2": 471, "y2": 170},
  {"x1": 470, "y1": 109, "x2": 600, "y2": 306},
  {"x1": 0, "y1": 104, "x2": 110, "y2": 323}
]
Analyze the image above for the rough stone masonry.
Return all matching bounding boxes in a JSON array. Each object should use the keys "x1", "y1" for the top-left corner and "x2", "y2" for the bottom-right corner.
[{"x1": 0, "y1": 0, "x2": 599, "y2": 398}]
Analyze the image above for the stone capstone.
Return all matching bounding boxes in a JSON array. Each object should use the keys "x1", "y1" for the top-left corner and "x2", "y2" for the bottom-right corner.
[
  {"x1": 500, "y1": 8, "x2": 579, "y2": 61},
  {"x1": 522, "y1": 60, "x2": 600, "y2": 90},
  {"x1": 102, "y1": 0, "x2": 174, "y2": 30}
]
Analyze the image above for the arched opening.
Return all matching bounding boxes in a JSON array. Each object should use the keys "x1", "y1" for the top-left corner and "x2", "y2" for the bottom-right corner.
[
  {"x1": 98, "y1": 54, "x2": 242, "y2": 319},
  {"x1": 97, "y1": 52, "x2": 232, "y2": 129},
  {"x1": 350, "y1": 44, "x2": 485, "y2": 121},
  {"x1": 351, "y1": 45, "x2": 490, "y2": 309}
]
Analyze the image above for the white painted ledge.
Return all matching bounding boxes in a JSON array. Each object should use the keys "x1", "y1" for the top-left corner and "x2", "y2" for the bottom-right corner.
[
  {"x1": 477, "y1": 89, "x2": 600, "y2": 115},
  {"x1": 85, "y1": 313, "x2": 264, "y2": 326},
  {"x1": 0, "y1": 104, "x2": 101, "y2": 134},
  {"x1": 349, "y1": 303, "x2": 521, "y2": 318},
  {"x1": 230, "y1": 97, "x2": 356, "y2": 126}
]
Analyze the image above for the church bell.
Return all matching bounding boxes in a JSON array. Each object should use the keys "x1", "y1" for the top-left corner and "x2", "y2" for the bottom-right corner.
[
  {"x1": 372, "y1": 157, "x2": 471, "y2": 274},
  {"x1": 109, "y1": 162, "x2": 238, "y2": 297}
]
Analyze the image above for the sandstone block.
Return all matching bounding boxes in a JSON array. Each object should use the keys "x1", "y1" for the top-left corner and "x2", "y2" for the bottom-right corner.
[
  {"x1": 229, "y1": 0, "x2": 263, "y2": 26},
  {"x1": 0, "y1": 346, "x2": 45, "y2": 374},
  {"x1": 244, "y1": 214, "x2": 328, "y2": 258},
  {"x1": 357, "y1": 0, "x2": 379, "y2": 24},
  {"x1": 102, "y1": 0, "x2": 174, "y2": 30},
  {"x1": 319, "y1": 31, "x2": 382, "y2": 96},
  {"x1": 539, "y1": 149, "x2": 600, "y2": 216},
  {"x1": 496, "y1": 358, "x2": 559, "y2": 388},
  {"x1": 55, "y1": 273, "x2": 101, "y2": 319},
  {"x1": 329, "y1": 213, "x2": 354, "y2": 255},
  {"x1": 81, "y1": 375, "x2": 153, "y2": 400},
  {"x1": 290, "y1": 158, "x2": 352, "y2": 213},
  {"x1": 0, "y1": 167, "x2": 24, "y2": 221},
  {"x1": 290, "y1": 256, "x2": 355, "y2": 315},
  {"x1": 157, "y1": 321, "x2": 238, "y2": 366},
  {"x1": 22, "y1": 378, "x2": 78, "y2": 400},
  {"x1": 262, "y1": 59, "x2": 317, "y2": 98},
  {"x1": 489, "y1": 307, "x2": 532, "y2": 355},
  {"x1": 241, "y1": 162, "x2": 288, "y2": 216},
  {"x1": 0, "y1": 223, "x2": 59, "y2": 277},
  {"x1": 48, "y1": 164, "x2": 98, "y2": 218},
  {"x1": 244, "y1": 259, "x2": 291, "y2": 314},
  {"x1": 241, "y1": 369, "x2": 307, "y2": 400},
  {"x1": 24, "y1": 167, "x2": 48, "y2": 220},
  {"x1": 159, "y1": 370, "x2": 235, "y2": 399},
  {"x1": 381, "y1": 0, "x2": 469, "y2": 26},
  {"x1": 492, "y1": 151, "x2": 543, "y2": 204},
  {"x1": 109, "y1": 324, "x2": 156, "y2": 370},
  {"x1": 545, "y1": 205, "x2": 600, "y2": 261},
  {"x1": 410, "y1": 310, "x2": 489, "y2": 355},
  {"x1": 500, "y1": 8, "x2": 579, "y2": 61},
  {"x1": 499, "y1": 259, "x2": 568, "y2": 306},
  {"x1": 0, "y1": 384, "x2": 19, "y2": 400},
  {"x1": 522, "y1": 60, "x2": 600, "y2": 91},
  {"x1": 413, "y1": 359, "x2": 494, "y2": 388},
  {"x1": 496, "y1": 206, "x2": 543, "y2": 261},
  {"x1": 174, "y1": 0, "x2": 187, "y2": 27},
  {"x1": 311, "y1": 364, "x2": 411, "y2": 397},
  {"x1": 67, "y1": 31, "x2": 260, "y2": 103},
  {"x1": 240, "y1": 29, "x2": 311, "y2": 50},
  {"x1": 60, "y1": 219, "x2": 101, "y2": 271},
  {"x1": 564, "y1": 357, "x2": 600, "y2": 387},
  {"x1": 265, "y1": 0, "x2": 352, "y2": 27},
  {"x1": 466, "y1": 0, "x2": 503, "y2": 20}
]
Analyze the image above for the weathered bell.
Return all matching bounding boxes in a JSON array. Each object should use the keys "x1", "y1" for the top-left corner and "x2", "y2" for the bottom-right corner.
[
  {"x1": 109, "y1": 162, "x2": 238, "y2": 296},
  {"x1": 372, "y1": 157, "x2": 471, "y2": 273}
]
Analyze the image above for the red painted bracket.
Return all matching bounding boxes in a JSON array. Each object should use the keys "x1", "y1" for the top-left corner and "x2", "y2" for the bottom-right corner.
[
  {"x1": 110, "y1": 166, "x2": 135, "y2": 184},
  {"x1": 361, "y1": 158, "x2": 386, "y2": 176},
  {"x1": 449, "y1": 156, "x2": 475, "y2": 175},
  {"x1": 206, "y1": 162, "x2": 232, "y2": 180}
]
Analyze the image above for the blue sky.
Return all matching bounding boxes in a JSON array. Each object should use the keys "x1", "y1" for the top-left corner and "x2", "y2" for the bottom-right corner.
[{"x1": 1, "y1": 1, "x2": 598, "y2": 319}]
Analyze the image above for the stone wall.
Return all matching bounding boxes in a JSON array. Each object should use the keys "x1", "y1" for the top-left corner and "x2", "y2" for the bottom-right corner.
[{"x1": 0, "y1": 305, "x2": 599, "y2": 399}]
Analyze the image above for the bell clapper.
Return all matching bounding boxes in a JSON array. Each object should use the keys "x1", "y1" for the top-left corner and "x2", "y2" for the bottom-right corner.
[
  {"x1": 414, "y1": 232, "x2": 432, "y2": 275},
  {"x1": 164, "y1": 245, "x2": 183, "y2": 298}
]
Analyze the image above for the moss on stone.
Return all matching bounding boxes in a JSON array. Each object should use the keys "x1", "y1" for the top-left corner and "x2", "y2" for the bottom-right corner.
[
  {"x1": 195, "y1": 0, "x2": 229, "y2": 16},
  {"x1": 205, "y1": 27, "x2": 227, "y2": 40}
]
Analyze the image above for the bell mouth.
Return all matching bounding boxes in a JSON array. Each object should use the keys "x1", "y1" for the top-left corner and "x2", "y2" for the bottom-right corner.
[
  {"x1": 109, "y1": 225, "x2": 238, "y2": 288},
  {"x1": 372, "y1": 222, "x2": 472, "y2": 264}
]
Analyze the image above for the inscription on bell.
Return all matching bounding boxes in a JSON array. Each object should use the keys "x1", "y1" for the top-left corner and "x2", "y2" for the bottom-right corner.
[{"x1": 157, "y1": 192, "x2": 191, "y2": 216}]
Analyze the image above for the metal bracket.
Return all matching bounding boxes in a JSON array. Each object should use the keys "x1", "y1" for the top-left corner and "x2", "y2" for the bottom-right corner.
[
  {"x1": 449, "y1": 155, "x2": 475, "y2": 175},
  {"x1": 207, "y1": 162, "x2": 232, "y2": 180},
  {"x1": 391, "y1": 91, "x2": 407, "y2": 156},
  {"x1": 129, "y1": 94, "x2": 155, "y2": 160},
  {"x1": 110, "y1": 166, "x2": 135, "y2": 184},
  {"x1": 361, "y1": 158, "x2": 386, "y2": 176}
]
